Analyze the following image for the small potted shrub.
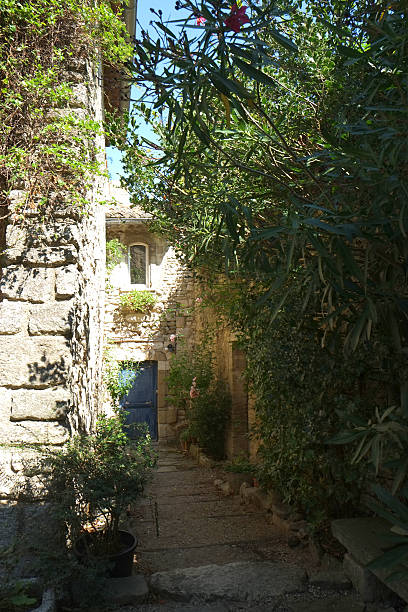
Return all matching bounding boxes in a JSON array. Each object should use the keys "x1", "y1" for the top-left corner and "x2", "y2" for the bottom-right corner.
[
  {"x1": 43, "y1": 412, "x2": 156, "y2": 577},
  {"x1": 179, "y1": 428, "x2": 193, "y2": 453}
]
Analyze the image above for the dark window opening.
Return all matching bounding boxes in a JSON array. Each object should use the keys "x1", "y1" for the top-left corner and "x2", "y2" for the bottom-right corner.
[{"x1": 129, "y1": 244, "x2": 146, "y2": 285}]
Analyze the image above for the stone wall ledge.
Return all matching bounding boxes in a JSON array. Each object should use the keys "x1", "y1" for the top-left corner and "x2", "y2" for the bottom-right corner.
[
  {"x1": 9, "y1": 388, "x2": 71, "y2": 422},
  {"x1": 28, "y1": 302, "x2": 74, "y2": 336},
  {"x1": 0, "y1": 336, "x2": 71, "y2": 387},
  {"x1": 0, "y1": 421, "x2": 69, "y2": 445},
  {"x1": 6, "y1": 222, "x2": 81, "y2": 250},
  {"x1": 0, "y1": 301, "x2": 26, "y2": 334},
  {"x1": 8, "y1": 192, "x2": 88, "y2": 220}
]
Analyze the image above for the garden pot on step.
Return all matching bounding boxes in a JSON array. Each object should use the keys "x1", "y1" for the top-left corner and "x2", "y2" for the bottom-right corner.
[{"x1": 74, "y1": 529, "x2": 137, "y2": 577}]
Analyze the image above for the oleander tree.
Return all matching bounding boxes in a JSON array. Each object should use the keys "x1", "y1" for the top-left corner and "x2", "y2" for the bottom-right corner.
[{"x1": 109, "y1": 0, "x2": 408, "y2": 523}]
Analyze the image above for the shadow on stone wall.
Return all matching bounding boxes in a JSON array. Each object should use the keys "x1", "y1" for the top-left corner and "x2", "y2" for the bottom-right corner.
[
  {"x1": 28, "y1": 354, "x2": 69, "y2": 387},
  {"x1": 0, "y1": 455, "x2": 61, "y2": 596}
]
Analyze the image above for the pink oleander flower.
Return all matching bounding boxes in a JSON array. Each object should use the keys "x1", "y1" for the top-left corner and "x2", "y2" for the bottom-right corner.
[
  {"x1": 169, "y1": 334, "x2": 177, "y2": 343},
  {"x1": 224, "y1": 4, "x2": 250, "y2": 33},
  {"x1": 190, "y1": 376, "x2": 200, "y2": 399},
  {"x1": 195, "y1": 297, "x2": 203, "y2": 304},
  {"x1": 196, "y1": 16, "x2": 206, "y2": 25}
]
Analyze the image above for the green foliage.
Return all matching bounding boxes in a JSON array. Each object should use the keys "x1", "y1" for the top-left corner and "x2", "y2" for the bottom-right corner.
[
  {"x1": 116, "y1": 1, "x2": 408, "y2": 530},
  {"x1": 166, "y1": 342, "x2": 213, "y2": 410},
  {"x1": 0, "y1": 580, "x2": 37, "y2": 611},
  {"x1": 179, "y1": 428, "x2": 193, "y2": 443},
  {"x1": 119, "y1": 289, "x2": 157, "y2": 313},
  {"x1": 106, "y1": 238, "x2": 126, "y2": 277},
  {"x1": 0, "y1": 0, "x2": 131, "y2": 216},
  {"x1": 224, "y1": 455, "x2": 253, "y2": 474},
  {"x1": 235, "y1": 288, "x2": 372, "y2": 526},
  {"x1": 41, "y1": 413, "x2": 156, "y2": 553},
  {"x1": 329, "y1": 406, "x2": 408, "y2": 494},
  {"x1": 365, "y1": 485, "x2": 408, "y2": 583},
  {"x1": 103, "y1": 347, "x2": 138, "y2": 405},
  {"x1": 166, "y1": 342, "x2": 230, "y2": 459},
  {"x1": 190, "y1": 380, "x2": 230, "y2": 460}
]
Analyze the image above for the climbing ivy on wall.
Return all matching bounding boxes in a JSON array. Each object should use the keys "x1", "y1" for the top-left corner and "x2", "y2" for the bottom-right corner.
[
  {"x1": 103, "y1": 345, "x2": 139, "y2": 406},
  {"x1": 234, "y1": 287, "x2": 379, "y2": 525},
  {"x1": 0, "y1": 0, "x2": 132, "y2": 221}
]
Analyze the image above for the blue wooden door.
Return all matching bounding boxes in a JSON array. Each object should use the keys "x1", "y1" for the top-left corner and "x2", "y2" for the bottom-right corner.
[{"x1": 119, "y1": 361, "x2": 158, "y2": 440}]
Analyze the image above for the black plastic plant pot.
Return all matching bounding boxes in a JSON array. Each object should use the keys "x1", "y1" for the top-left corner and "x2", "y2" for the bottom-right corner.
[{"x1": 74, "y1": 529, "x2": 137, "y2": 578}]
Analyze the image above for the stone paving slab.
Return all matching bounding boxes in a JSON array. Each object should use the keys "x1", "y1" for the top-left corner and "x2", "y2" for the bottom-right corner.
[
  {"x1": 136, "y1": 514, "x2": 275, "y2": 549},
  {"x1": 149, "y1": 561, "x2": 307, "y2": 603},
  {"x1": 136, "y1": 542, "x2": 262, "y2": 572},
  {"x1": 287, "y1": 595, "x2": 366, "y2": 611},
  {"x1": 103, "y1": 575, "x2": 149, "y2": 606},
  {"x1": 129, "y1": 448, "x2": 314, "y2": 573},
  {"x1": 145, "y1": 487, "x2": 220, "y2": 499},
  {"x1": 158, "y1": 495, "x2": 229, "y2": 505}
]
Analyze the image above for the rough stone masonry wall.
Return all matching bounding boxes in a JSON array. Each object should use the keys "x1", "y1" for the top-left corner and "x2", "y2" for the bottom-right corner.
[
  {"x1": 105, "y1": 223, "x2": 250, "y2": 454},
  {"x1": 104, "y1": 233, "x2": 196, "y2": 442},
  {"x1": 0, "y1": 56, "x2": 106, "y2": 499}
]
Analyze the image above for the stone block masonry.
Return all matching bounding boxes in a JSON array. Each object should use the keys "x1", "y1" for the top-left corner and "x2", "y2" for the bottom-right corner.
[
  {"x1": 0, "y1": 55, "x2": 106, "y2": 499},
  {"x1": 104, "y1": 231, "x2": 197, "y2": 443},
  {"x1": 104, "y1": 240, "x2": 249, "y2": 453}
]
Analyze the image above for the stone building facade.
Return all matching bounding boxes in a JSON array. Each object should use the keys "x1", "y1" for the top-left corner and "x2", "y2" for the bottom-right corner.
[
  {"x1": 104, "y1": 185, "x2": 196, "y2": 442},
  {"x1": 0, "y1": 2, "x2": 138, "y2": 500},
  {"x1": 104, "y1": 187, "x2": 250, "y2": 454}
]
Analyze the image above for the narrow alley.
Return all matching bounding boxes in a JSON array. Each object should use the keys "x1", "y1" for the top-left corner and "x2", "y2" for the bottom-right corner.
[{"x1": 107, "y1": 447, "x2": 392, "y2": 612}]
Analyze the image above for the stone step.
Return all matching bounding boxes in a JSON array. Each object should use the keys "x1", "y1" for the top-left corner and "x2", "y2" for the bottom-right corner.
[{"x1": 149, "y1": 561, "x2": 307, "y2": 603}]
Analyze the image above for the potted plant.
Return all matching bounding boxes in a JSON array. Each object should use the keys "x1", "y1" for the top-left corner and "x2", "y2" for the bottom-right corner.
[
  {"x1": 179, "y1": 427, "x2": 193, "y2": 453},
  {"x1": 42, "y1": 412, "x2": 156, "y2": 577}
]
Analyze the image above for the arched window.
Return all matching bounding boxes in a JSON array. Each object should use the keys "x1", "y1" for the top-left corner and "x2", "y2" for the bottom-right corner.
[{"x1": 128, "y1": 243, "x2": 149, "y2": 287}]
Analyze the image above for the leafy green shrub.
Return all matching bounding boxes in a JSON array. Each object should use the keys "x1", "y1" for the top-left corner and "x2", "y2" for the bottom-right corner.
[
  {"x1": 106, "y1": 239, "x2": 126, "y2": 277},
  {"x1": 119, "y1": 290, "x2": 157, "y2": 313},
  {"x1": 179, "y1": 428, "x2": 193, "y2": 443},
  {"x1": 120, "y1": 0, "x2": 408, "y2": 507},
  {"x1": 0, "y1": 580, "x2": 37, "y2": 611},
  {"x1": 166, "y1": 342, "x2": 229, "y2": 459},
  {"x1": 166, "y1": 341, "x2": 213, "y2": 410},
  {"x1": 235, "y1": 288, "x2": 379, "y2": 528},
  {"x1": 103, "y1": 348, "x2": 138, "y2": 405},
  {"x1": 224, "y1": 455, "x2": 254, "y2": 474},
  {"x1": 189, "y1": 380, "x2": 230, "y2": 460},
  {"x1": 16, "y1": 415, "x2": 156, "y2": 601},
  {"x1": 42, "y1": 413, "x2": 156, "y2": 554},
  {"x1": 0, "y1": 0, "x2": 132, "y2": 215},
  {"x1": 366, "y1": 484, "x2": 408, "y2": 582}
]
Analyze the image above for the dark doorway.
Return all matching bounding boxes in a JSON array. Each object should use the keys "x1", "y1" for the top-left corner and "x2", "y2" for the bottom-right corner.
[{"x1": 119, "y1": 361, "x2": 158, "y2": 440}]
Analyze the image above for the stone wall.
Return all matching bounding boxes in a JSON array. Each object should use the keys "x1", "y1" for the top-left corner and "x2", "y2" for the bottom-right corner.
[
  {"x1": 0, "y1": 56, "x2": 106, "y2": 499},
  {"x1": 104, "y1": 220, "x2": 196, "y2": 442},
  {"x1": 104, "y1": 225, "x2": 251, "y2": 455}
]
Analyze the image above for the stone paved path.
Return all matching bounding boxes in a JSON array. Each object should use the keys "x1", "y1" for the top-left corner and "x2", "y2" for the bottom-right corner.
[
  {"x1": 127, "y1": 446, "x2": 312, "y2": 575},
  {"x1": 107, "y1": 446, "x2": 400, "y2": 612}
]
